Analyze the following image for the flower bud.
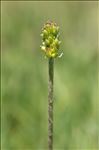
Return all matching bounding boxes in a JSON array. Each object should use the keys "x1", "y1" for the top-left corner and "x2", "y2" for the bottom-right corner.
[
  {"x1": 45, "y1": 39, "x2": 50, "y2": 47},
  {"x1": 43, "y1": 30, "x2": 48, "y2": 36},
  {"x1": 41, "y1": 46, "x2": 46, "y2": 52}
]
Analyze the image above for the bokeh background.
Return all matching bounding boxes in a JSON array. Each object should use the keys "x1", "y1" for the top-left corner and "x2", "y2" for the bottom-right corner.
[{"x1": 1, "y1": 1, "x2": 98, "y2": 150}]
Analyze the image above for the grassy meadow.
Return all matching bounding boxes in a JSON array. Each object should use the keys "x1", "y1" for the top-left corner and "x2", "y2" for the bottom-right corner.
[{"x1": 1, "y1": 1, "x2": 98, "y2": 150}]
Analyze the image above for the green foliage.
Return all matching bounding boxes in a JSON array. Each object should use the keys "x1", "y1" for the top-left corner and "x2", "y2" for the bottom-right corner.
[{"x1": 1, "y1": 1, "x2": 98, "y2": 150}]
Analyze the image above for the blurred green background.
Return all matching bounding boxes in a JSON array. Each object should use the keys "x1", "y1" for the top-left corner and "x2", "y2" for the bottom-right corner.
[{"x1": 1, "y1": 1, "x2": 98, "y2": 150}]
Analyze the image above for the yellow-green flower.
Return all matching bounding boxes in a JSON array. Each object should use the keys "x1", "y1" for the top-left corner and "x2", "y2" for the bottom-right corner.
[{"x1": 40, "y1": 21, "x2": 61, "y2": 58}]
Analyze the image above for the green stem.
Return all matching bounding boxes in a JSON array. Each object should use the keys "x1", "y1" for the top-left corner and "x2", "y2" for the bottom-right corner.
[{"x1": 48, "y1": 58, "x2": 54, "y2": 150}]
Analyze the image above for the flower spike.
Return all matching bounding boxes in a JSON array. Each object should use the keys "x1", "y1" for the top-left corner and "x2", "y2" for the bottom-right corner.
[{"x1": 40, "y1": 21, "x2": 62, "y2": 58}]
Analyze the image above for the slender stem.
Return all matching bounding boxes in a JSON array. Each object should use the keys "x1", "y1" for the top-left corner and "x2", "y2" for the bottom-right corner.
[{"x1": 48, "y1": 58, "x2": 54, "y2": 150}]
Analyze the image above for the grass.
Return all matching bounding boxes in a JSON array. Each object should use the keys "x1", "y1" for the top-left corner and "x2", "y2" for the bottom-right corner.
[{"x1": 1, "y1": 1, "x2": 98, "y2": 149}]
